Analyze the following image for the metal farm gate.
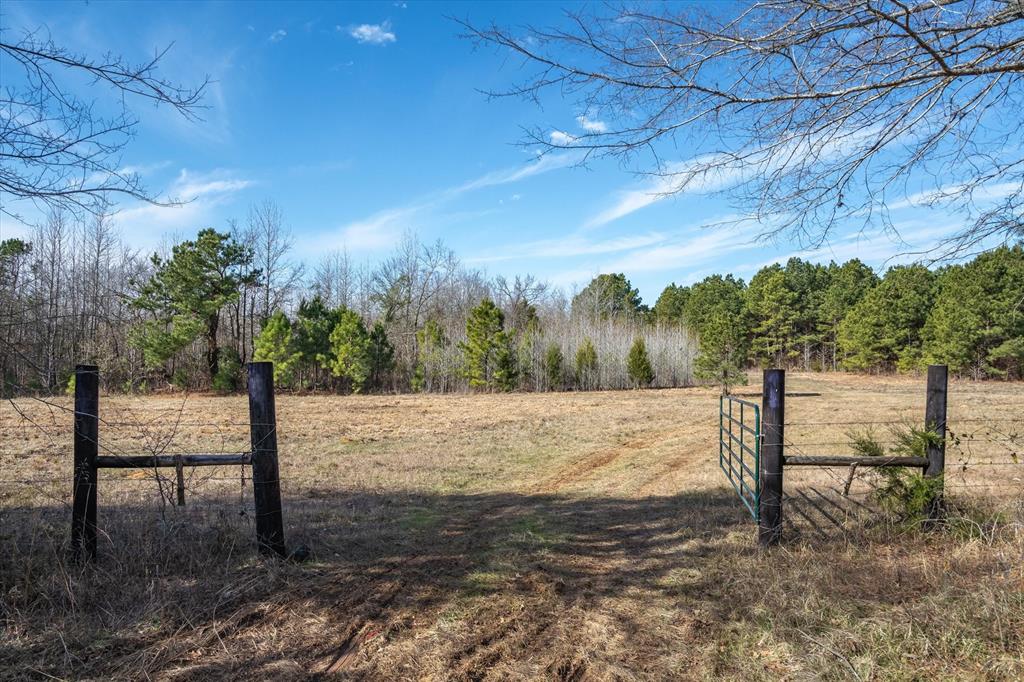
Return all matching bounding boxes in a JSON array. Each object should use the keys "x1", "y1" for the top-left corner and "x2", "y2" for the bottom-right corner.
[{"x1": 719, "y1": 395, "x2": 760, "y2": 521}]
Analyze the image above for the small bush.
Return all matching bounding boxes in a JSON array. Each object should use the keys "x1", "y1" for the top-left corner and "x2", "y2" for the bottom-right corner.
[
  {"x1": 544, "y1": 343, "x2": 564, "y2": 391},
  {"x1": 212, "y1": 349, "x2": 242, "y2": 393},
  {"x1": 65, "y1": 374, "x2": 76, "y2": 396},
  {"x1": 626, "y1": 337, "x2": 654, "y2": 388},
  {"x1": 848, "y1": 425, "x2": 944, "y2": 522}
]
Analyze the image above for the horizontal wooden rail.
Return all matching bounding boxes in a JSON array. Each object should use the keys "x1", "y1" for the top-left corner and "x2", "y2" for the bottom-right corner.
[
  {"x1": 95, "y1": 453, "x2": 251, "y2": 469},
  {"x1": 784, "y1": 455, "x2": 928, "y2": 468}
]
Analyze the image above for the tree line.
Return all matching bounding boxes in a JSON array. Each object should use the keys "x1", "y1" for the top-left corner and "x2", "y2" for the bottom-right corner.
[
  {"x1": 0, "y1": 206, "x2": 695, "y2": 396},
  {"x1": 1, "y1": 205, "x2": 1020, "y2": 397},
  {"x1": 653, "y1": 247, "x2": 1024, "y2": 388}
]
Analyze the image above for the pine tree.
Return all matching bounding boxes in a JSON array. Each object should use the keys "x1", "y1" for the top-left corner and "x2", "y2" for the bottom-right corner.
[
  {"x1": 131, "y1": 229, "x2": 260, "y2": 383},
  {"x1": 294, "y1": 296, "x2": 340, "y2": 388},
  {"x1": 819, "y1": 259, "x2": 878, "y2": 370},
  {"x1": 253, "y1": 310, "x2": 302, "y2": 386},
  {"x1": 653, "y1": 283, "x2": 689, "y2": 325},
  {"x1": 327, "y1": 308, "x2": 372, "y2": 393},
  {"x1": 694, "y1": 310, "x2": 748, "y2": 394},
  {"x1": 746, "y1": 265, "x2": 796, "y2": 367},
  {"x1": 575, "y1": 336, "x2": 599, "y2": 390},
  {"x1": 626, "y1": 337, "x2": 655, "y2": 388},
  {"x1": 544, "y1": 342, "x2": 564, "y2": 391},
  {"x1": 493, "y1": 331, "x2": 519, "y2": 392},
  {"x1": 571, "y1": 273, "x2": 646, "y2": 320},
  {"x1": 460, "y1": 298, "x2": 507, "y2": 390},
  {"x1": 923, "y1": 245, "x2": 1024, "y2": 379},
  {"x1": 838, "y1": 265, "x2": 936, "y2": 373},
  {"x1": 367, "y1": 321, "x2": 395, "y2": 391}
]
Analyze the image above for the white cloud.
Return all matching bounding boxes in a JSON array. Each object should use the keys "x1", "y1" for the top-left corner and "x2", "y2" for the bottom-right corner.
[
  {"x1": 349, "y1": 21, "x2": 396, "y2": 45},
  {"x1": 882, "y1": 181, "x2": 1021, "y2": 213},
  {"x1": 583, "y1": 158, "x2": 752, "y2": 229},
  {"x1": 468, "y1": 231, "x2": 667, "y2": 264},
  {"x1": 549, "y1": 130, "x2": 577, "y2": 146},
  {"x1": 269, "y1": 29, "x2": 287, "y2": 43},
  {"x1": 453, "y1": 153, "x2": 573, "y2": 194},
  {"x1": 576, "y1": 115, "x2": 607, "y2": 134},
  {"x1": 601, "y1": 226, "x2": 759, "y2": 275},
  {"x1": 331, "y1": 155, "x2": 572, "y2": 252},
  {"x1": 111, "y1": 169, "x2": 253, "y2": 239}
]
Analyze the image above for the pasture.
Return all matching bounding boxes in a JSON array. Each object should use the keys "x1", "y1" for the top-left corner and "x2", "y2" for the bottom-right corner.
[{"x1": 2, "y1": 373, "x2": 1022, "y2": 680}]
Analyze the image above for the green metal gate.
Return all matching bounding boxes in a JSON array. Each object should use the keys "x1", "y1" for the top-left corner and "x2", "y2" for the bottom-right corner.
[{"x1": 719, "y1": 396, "x2": 760, "y2": 521}]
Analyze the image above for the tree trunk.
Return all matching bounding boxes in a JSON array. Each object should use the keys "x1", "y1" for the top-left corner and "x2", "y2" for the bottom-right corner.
[{"x1": 206, "y1": 313, "x2": 220, "y2": 382}]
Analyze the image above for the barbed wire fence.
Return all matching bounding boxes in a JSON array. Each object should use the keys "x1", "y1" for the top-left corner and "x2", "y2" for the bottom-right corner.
[{"x1": 0, "y1": 362, "x2": 288, "y2": 561}]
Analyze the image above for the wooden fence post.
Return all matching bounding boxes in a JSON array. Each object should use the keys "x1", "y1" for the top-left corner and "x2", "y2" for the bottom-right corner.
[
  {"x1": 924, "y1": 364, "x2": 947, "y2": 517},
  {"x1": 71, "y1": 364, "x2": 99, "y2": 561},
  {"x1": 247, "y1": 362, "x2": 286, "y2": 557},
  {"x1": 759, "y1": 368, "x2": 785, "y2": 547}
]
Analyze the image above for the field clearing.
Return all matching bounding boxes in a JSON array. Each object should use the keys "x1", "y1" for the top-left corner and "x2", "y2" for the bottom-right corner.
[{"x1": 2, "y1": 373, "x2": 1023, "y2": 680}]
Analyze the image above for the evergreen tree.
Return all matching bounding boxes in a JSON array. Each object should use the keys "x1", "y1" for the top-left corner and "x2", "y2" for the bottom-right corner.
[
  {"x1": 783, "y1": 257, "x2": 832, "y2": 369},
  {"x1": 653, "y1": 283, "x2": 689, "y2": 325},
  {"x1": 131, "y1": 229, "x2": 260, "y2": 383},
  {"x1": 294, "y1": 296, "x2": 341, "y2": 389},
  {"x1": 367, "y1": 321, "x2": 396, "y2": 391},
  {"x1": 838, "y1": 265, "x2": 936, "y2": 373},
  {"x1": 819, "y1": 259, "x2": 878, "y2": 370},
  {"x1": 571, "y1": 273, "x2": 646, "y2": 320},
  {"x1": 493, "y1": 331, "x2": 519, "y2": 392},
  {"x1": 460, "y1": 298, "x2": 508, "y2": 390},
  {"x1": 746, "y1": 265, "x2": 797, "y2": 367},
  {"x1": 211, "y1": 347, "x2": 242, "y2": 393},
  {"x1": 575, "y1": 336, "x2": 599, "y2": 390},
  {"x1": 684, "y1": 274, "x2": 748, "y2": 331},
  {"x1": 253, "y1": 310, "x2": 302, "y2": 386},
  {"x1": 694, "y1": 310, "x2": 748, "y2": 393},
  {"x1": 327, "y1": 308, "x2": 372, "y2": 393},
  {"x1": 685, "y1": 274, "x2": 751, "y2": 386},
  {"x1": 544, "y1": 342, "x2": 564, "y2": 391},
  {"x1": 626, "y1": 336, "x2": 655, "y2": 388},
  {"x1": 923, "y1": 245, "x2": 1024, "y2": 379}
]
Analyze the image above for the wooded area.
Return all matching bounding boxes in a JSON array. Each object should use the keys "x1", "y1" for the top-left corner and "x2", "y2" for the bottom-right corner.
[{"x1": 2, "y1": 205, "x2": 1020, "y2": 396}]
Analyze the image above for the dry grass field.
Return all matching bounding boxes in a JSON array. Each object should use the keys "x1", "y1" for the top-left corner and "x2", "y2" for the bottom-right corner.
[{"x1": 1, "y1": 373, "x2": 1022, "y2": 680}]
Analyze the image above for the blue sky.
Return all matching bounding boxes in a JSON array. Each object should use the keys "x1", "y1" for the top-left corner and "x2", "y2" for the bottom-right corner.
[{"x1": 1, "y1": 0, "x2": 1005, "y2": 304}]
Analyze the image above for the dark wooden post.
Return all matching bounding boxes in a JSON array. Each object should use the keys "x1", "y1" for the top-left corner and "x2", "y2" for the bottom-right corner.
[
  {"x1": 924, "y1": 365, "x2": 947, "y2": 517},
  {"x1": 71, "y1": 364, "x2": 99, "y2": 561},
  {"x1": 759, "y1": 369, "x2": 785, "y2": 547},
  {"x1": 247, "y1": 362, "x2": 286, "y2": 557}
]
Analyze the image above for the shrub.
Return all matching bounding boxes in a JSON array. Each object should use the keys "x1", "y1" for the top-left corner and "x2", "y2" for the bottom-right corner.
[
  {"x1": 575, "y1": 337, "x2": 598, "y2": 390},
  {"x1": 212, "y1": 348, "x2": 242, "y2": 393},
  {"x1": 626, "y1": 337, "x2": 654, "y2": 388},
  {"x1": 544, "y1": 343, "x2": 564, "y2": 391},
  {"x1": 849, "y1": 425, "x2": 944, "y2": 522}
]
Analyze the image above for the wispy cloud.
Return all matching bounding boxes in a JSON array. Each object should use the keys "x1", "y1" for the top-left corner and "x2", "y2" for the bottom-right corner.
[
  {"x1": 576, "y1": 115, "x2": 607, "y2": 133},
  {"x1": 549, "y1": 130, "x2": 577, "y2": 146},
  {"x1": 269, "y1": 29, "x2": 287, "y2": 43},
  {"x1": 112, "y1": 169, "x2": 253, "y2": 239},
  {"x1": 881, "y1": 181, "x2": 1021, "y2": 213},
  {"x1": 468, "y1": 231, "x2": 667, "y2": 264},
  {"x1": 584, "y1": 158, "x2": 746, "y2": 229},
  {"x1": 331, "y1": 155, "x2": 573, "y2": 252},
  {"x1": 348, "y1": 21, "x2": 396, "y2": 45}
]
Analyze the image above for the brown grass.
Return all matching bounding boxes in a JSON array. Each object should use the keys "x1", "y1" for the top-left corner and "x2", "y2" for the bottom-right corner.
[{"x1": 1, "y1": 373, "x2": 1022, "y2": 680}]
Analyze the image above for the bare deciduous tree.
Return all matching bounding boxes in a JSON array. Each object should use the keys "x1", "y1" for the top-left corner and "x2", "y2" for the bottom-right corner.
[
  {"x1": 463, "y1": 0, "x2": 1024, "y2": 255},
  {"x1": 0, "y1": 28, "x2": 207, "y2": 221}
]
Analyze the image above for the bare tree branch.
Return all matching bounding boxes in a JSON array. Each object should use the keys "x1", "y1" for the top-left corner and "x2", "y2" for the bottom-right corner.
[
  {"x1": 0, "y1": 26, "x2": 209, "y2": 221},
  {"x1": 460, "y1": 0, "x2": 1024, "y2": 256}
]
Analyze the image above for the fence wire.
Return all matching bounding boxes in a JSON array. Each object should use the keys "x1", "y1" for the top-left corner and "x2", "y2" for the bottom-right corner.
[{"x1": 1, "y1": 388, "x2": 263, "y2": 530}]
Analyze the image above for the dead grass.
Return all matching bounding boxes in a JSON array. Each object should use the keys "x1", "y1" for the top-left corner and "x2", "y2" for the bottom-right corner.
[{"x1": 1, "y1": 373, "x2": 1022, "y2": 680}]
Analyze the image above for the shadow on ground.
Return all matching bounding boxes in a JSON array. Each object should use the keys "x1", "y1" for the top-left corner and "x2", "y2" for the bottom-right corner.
[{"x1": 2, "y1": 487, "x2": 762, "y2": 679}]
